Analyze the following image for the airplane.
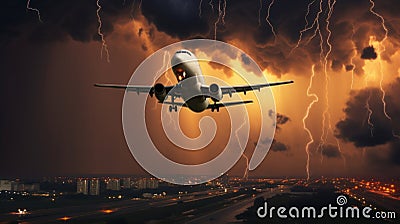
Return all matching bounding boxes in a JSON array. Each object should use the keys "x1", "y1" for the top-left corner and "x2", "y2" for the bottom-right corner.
[{"x1": 95, "y1": 49, "x2": 294, "y2": 113}]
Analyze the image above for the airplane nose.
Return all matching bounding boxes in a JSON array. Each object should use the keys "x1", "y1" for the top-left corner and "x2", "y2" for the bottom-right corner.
[{"x1": 171, "y1": 54, "x2": 184, "y2": 67}]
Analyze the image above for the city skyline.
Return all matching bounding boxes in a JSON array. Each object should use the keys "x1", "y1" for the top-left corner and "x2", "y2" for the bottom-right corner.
[{"x1": 0, "y1": 176, "x2": 398, "y2": 223}]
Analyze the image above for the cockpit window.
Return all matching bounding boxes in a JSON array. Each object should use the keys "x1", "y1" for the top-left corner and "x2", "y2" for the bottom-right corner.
[
  {"x1": 175, "y1": 68, "x2": 186, "y2": 81},
  {"x1": 176, "y1": 50, "x2": 191, "y2": 56}
]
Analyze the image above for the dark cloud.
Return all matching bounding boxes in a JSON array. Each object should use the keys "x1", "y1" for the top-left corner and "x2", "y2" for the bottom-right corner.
[
  {"x1": 268, "y1": 109, "x2": 274, "y2": 118},
  {"x1": 363, "y1": 139, "x2": 400, "y2": 168},
  {"x1": 257, "y1": 139, "x2": 289, "y2": 153},
  {"x1": 388, "y1": 140, "x2": 400, "y2": 165},
  {"x1": 2, "y1": 0, "x2": 399, "y2": 78},
  {"x1": 361, "y1": 46, "x2": 377, "y2": 60},
  {"x1": 138, "y1": 28, "x2": 144, "y2": 37},
  {"x1": 141, "y1": 0, "x2": 210, "y2": 39},
  {"x1": 321, "y1": 144, "x2": 341, "y2": 158},
  {"x1": 345, "y1": 64, "x2": 354, "y2": 71},
  {"x1": 260, "y1": 111, "x2": 290, "y2": 152},
  {"x1": 141, "y1": 44, "x2": 148, "y2": 51},
  {"x1": 0, "y1": 0, "x2": 136, "y2": 44},
  {"x1": 268, "y1": 110, "x2": 291, "y2": 130},
  {"x1": 276, "y1": 113, "x2": 290, "y2": 125},
  {"x1": 270, "y1": 140, "x2": 289, "y2": 152},
  {"x1": 240, "y1": 53, "x2": 251, "y2": 65},
  {"x1": 336, "y1": 78, "x2": 400, "y2": 148},
  {"x1": 335, "y1": 88, "x2": 393, "y2": 147}
]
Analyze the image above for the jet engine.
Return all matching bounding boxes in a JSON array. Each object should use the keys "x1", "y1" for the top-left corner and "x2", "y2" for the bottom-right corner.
[
  {"x1": 154, "y1": 83, "x2": 167, "y2": 102},
  {"x1": 209, "y1": 83, "x2": 222, "y2": 102}
]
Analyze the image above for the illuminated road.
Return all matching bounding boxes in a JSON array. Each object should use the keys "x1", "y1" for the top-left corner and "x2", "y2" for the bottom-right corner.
[
  {"x1": 335, "y1": 178, "x2": 399, "y2": 217},
  {"x1": 184, "y1": 187, "x2": 289, "y2": 224},
  {"x1": 0, "y1": 189, "x2": 228, "y2": 223},
  {"x1": 348, "y1": 190, "x2": 400, "y2": 214}
]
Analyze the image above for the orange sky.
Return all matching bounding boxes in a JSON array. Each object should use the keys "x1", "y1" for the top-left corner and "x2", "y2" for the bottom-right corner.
[{"x1": 1, "y1": 0, "x2": 399, "y2": 179}]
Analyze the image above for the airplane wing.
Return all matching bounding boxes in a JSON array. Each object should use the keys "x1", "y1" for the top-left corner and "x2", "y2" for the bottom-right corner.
[
  {"x1": 94, "y1": 83, "x2": 177, "y2": 97},
  {"x1": 201, "y1": 80, "x2": 294, "y2": 97},
  {"x1": 209, "y1": 100, "x2": 253, "y2": 108}
]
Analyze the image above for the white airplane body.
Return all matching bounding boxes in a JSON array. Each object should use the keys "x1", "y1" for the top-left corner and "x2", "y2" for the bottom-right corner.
[{"x1": 95, "y1": 49, "x2": 294, "y2": 112}]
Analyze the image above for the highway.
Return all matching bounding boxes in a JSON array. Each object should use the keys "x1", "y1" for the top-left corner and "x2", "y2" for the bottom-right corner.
[
  {"x1": 184, "y1": 187, "x2": 289, "y2": 224},
  {"x1": 0, "y1": 188, "x2": 232, "y2": 223}
]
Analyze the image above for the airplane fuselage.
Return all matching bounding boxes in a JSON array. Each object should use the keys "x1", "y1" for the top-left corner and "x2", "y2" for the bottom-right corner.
[
  {"x1": 95, "y1": 50, "x2": 294, "y2": 113},
  {"x1": 171, "y1": 50, "x2": 210, "y2": 112}
]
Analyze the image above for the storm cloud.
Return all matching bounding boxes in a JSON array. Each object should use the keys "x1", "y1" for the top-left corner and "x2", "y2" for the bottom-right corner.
[
  {"x1": 270, "y1": 140, "x2": 289, "y2": 152},
  {"x1": 2, "y1": 0, "x2": 399, "y2": 78},
  {"x1": 321, "y1": 144, "x2": 341, "y2": 158},
  {"x1": 335, "y1": 78, "x2": 400, "y2": 148},
  {"x1": 335, "y1": 78, "x2": 400, "y2": 166},
  {"x1": 257, "y1": 138, "x2": 289, "y2": 153},
  {"x1": 361, "y1": 46, "x2": 378, "y2": 60}
]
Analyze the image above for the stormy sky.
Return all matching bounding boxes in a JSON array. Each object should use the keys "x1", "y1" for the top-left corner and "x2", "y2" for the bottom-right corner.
[{"x1": 1, "y1": 0, "x2": 400, "y2": 179}]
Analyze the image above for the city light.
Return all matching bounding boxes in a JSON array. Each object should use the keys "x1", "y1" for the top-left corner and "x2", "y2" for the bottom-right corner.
[
  {"x1": 58, "y1": 216, "x2": 72, "y2": 221},
  {"x1": 101, "y1": 209, "x2": 114, "y2": 214}
]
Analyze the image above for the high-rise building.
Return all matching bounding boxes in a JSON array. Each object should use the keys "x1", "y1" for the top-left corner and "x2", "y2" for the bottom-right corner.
[
  {"x1": 89, "y1": 179, "x2": 100, "y2": 195},
  {"x1": 147, "y1": 178, "x2": 159, "y2": 189},
  {"x1": 0, "y1": 180, "x2": 12, "y2": 191},
  {"x1": 106, "y1": 179, "x2": 120, "y2": 191},
  {"x1": 122, "y1": 178, "x2": 131, "y2": 189},
  {"x1": 77, "y1": 179, "x2": 89, "y2": 195},
  {"x1": 4, "y1": 182, "x2": 40, "y2": 192},
  {"x1": 137, "y1": 178, "x2": 159, "y2": 189},
  {"x1": 20, "y1": 183, "x2": 40, "y2": 192}
]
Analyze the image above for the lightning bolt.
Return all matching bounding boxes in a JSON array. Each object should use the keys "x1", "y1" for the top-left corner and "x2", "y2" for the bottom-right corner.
[
  {"x1": 305, "y1": 0, "x2": 324, "y2": 46},
  {"x1": 157, "y1": 52, "x2": 173, "y2": 85},
  {"x1": 96, "y1": 0, "x2": 110, "y2": 63},
  {"x1": 369, "y1": 0, "x2": 391, "y2": 121},
  {"x1": 319, "y1": 0, "x2": 345, "y2": 167},
  {"x1": 233, "y1": 104, "x2": 249, "y2": 180},
  {"x1": 320, "y1": 0, "x2": 340, "y2": 148},
  {"x1": 157, "y1": 52, "x2": 178, "y2": 130},
  {"x1": 221, "y1": 0, "x2": 227, "y2": 25},
  {"x1": 289, "y1": 0, "x2": 316, "y2": 55},
  {"x1": 265, "y1": 0, "x2": 277, "y2": 40},
  {"x1": 153, "y1": 51, "x2": 172, "y2": 108},
  {"x1": 336, "y1": 139, "x2": 346, "y2": 167},
  {"x1": 349, "y1": 23, "x2": 356, "y2": 89},
  {"x1": 258, "y1": 0, "x2": 263, "y2": 26},
  {"x1": 364, "y1": 0, "x2": 395, "y2": 140},
  {"x1": 295, "y1": 0, "x2": 346, "y2": 179},
  {"x1": 362, "y1": 147, "x2": 367, "y2": 158},
  {"x1": 208, "y1": 0, "x2": 214, "y2": 12},
  {"x1": 199, "y1": 0, "x2": 203, "y2": 17},
  {"x1": 378, "y1": 64, "x2": 390, "y2": 119},
  {"x1": 26, "y1": 0, "x2": 43, "y2": 23},
  {"x1": 302, "y1": 64, "x2": 319, "y2": 181},
  {"x1": 362, "y1": 43, "x2": 375, "y2": 137},
  {"x1": 296, "y1": 0, "x2": 324, "y2": 181},
  {"x1": 213, "y1": 0, "x2": 221, "y2": 40},
  {"x1": 129, "y1": 0, "x2": 137, "y2": 20},
  {"x1": 242, "y1": 153, "x2": 249, "y2": 180},
  {"x1": 365, "y1": 90, "x2": 374, "y2": 136},
  {"x1": 213, "y1": 0, "x2": 227, "y2": 40},
  {"x1": 369, "y1": 0, "x2": 388, "y2": 51},
  {"x1": 314, "y1": 0, "x2": 327, "y2": 157}
]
